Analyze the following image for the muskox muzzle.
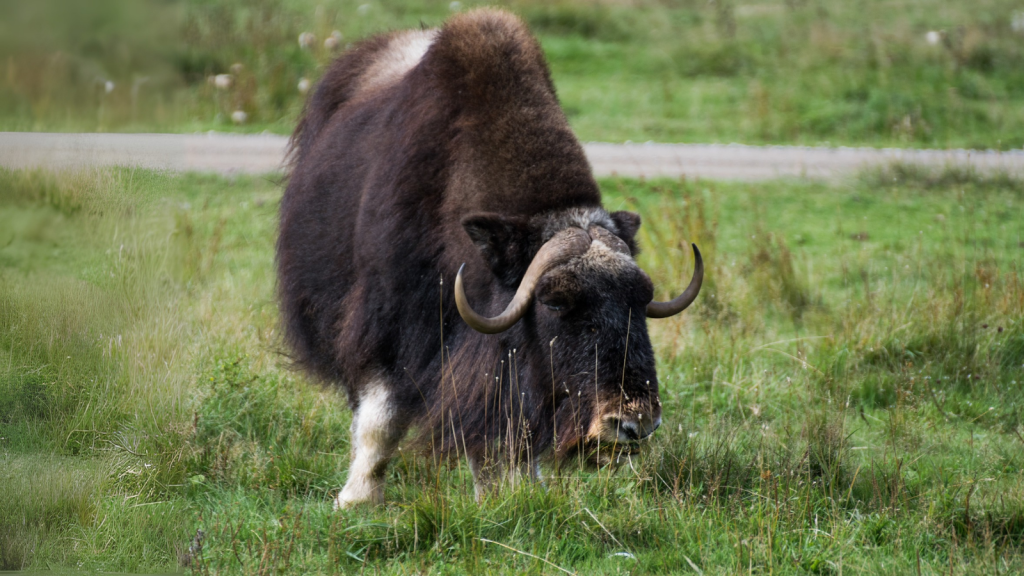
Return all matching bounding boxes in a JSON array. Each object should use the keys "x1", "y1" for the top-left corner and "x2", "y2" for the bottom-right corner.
[
  {"x1": 574, "y1": 413, "x2": 663, "y2": 467},
  {"x1": 601, "y1": 412, "x2": 661, "y2": 443}
]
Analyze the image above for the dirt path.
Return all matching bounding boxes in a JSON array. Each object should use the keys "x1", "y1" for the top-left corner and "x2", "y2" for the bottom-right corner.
[{"x1": 3, "y1": 132, "x2": 1023, "y2": 180}]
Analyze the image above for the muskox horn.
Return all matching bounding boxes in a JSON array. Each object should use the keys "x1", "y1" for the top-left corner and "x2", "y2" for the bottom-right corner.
[
  {"x1": 647, "y1": 243, "x2": 703, "y2": 319},
  {"x1": 455, "y1": 228, "x2": 591, "y2": 334}
]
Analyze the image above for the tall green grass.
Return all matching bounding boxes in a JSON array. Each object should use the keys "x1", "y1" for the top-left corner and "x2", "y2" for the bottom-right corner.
[
  {"x1": 1, "y1": 165, "x2": 1022, "y2": 573},
  {"x1": 4, "y1": 0, "x2": 1024, "y2": 148},
  {"x1": 0, "y1": 168, "x2": 281, "y2": 570}
]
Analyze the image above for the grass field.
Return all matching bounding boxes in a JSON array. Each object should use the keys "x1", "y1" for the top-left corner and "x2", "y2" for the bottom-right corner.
[
  {"x1": 4, "y1": 0, "x2": 1024, "y2": 148},
  {"x1": 1, "y1": 165, "x2": 1022, "y2": 574}
]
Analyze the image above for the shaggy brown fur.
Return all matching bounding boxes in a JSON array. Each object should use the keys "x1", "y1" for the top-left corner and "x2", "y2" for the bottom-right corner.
[{"x1": 278, "y1": 9, "x2": 666, "y2": 501}]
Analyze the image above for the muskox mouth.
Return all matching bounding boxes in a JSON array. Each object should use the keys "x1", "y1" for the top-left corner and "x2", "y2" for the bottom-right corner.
[
  {"x1": 597, "y1": 440, "x2": 643, "y2": 465},
  {"x1": 572, "y1": 437, "x2": 646, "y2": 469}
]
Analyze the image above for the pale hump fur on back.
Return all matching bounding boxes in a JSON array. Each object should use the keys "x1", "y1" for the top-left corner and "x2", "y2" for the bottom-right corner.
[{"x1": 357, "y1": 29, "x2": 438, "y2": 94}]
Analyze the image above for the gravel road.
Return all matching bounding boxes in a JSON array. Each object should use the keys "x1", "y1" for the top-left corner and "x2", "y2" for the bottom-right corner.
[{"x1": 3, "y1": 131, "x2": 1023, "y2": 181}]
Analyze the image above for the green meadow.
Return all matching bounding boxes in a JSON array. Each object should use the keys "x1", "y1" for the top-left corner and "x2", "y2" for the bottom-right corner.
[
  {"x1": 4, "y1": 0, "x2": 1024, "y2": 148},
  {"x1": 1, "y1": 166, "x2": 1021, "y2": 574}
]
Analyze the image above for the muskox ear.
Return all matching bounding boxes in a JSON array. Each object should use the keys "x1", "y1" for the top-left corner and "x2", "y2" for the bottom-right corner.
[
  {"x1": 461, "y1": 213, "x2": 532, "y2": 287},
  {"x1": 609, "y1": 211, "x2": 642, "y2": 255}
]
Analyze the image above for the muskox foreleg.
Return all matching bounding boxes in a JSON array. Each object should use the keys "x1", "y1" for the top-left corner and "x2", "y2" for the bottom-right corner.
[
  {"x1": 335, "y1": 383, "x2": 406, "y2": 508},
  {"x1": 467, "y1": 445, "x2": 542, "y2": 501},
  {"x1": 467, "y1": 450, "x2": 502, "y2": 501}
]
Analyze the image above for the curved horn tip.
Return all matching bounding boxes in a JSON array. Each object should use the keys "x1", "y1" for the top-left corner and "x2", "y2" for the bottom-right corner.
[{"x1": 645, "y1": 242, "x2": 704, "y2": 319}]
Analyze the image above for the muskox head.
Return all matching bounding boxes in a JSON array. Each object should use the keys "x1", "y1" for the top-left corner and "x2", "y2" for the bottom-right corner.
[{"x1": 455, "y1": 208, "x2": 702, "y2": 464}]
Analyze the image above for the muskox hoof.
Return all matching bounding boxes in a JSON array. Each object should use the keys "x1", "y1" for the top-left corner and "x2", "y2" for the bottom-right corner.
[
  {"x1": 333, "y1": 492, "x2": 380, "y2": 510},
  {"x1": 333, "y1": 481, "x2": 385, "y2": 509}
]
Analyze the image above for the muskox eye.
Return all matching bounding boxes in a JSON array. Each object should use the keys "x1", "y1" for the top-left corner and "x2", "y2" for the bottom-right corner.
[
  {"x1": 541, "y1": 299, "x2": 573, "y2": 314},
  {"x1": 538, "y1": 292, "x2": 573, "y2": 314}
]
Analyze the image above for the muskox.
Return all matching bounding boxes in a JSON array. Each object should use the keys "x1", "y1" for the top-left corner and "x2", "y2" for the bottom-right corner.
[{"x1": 277, "y1": 8, "x2": 702, "y2": 507}]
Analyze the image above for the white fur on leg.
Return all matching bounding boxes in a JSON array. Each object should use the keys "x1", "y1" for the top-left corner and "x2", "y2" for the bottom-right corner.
[{"x1": 335, "y1": 382, "x2": 400, "y2": 509}]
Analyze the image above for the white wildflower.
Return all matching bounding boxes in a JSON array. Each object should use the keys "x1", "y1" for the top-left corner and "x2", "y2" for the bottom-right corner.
[
  {"x1": 214, "y1": 74, "x2": 232, "y2": 90},
  {"x1": 231, "y1": 110, "x2": 248, "y2": 124},
  {"x1": 1013, "y1": 12, "x2": 1024, "y2": 34},
  {"x1": 449, "y1": 1, "x2": 462, "y2": 10},
  {"x1": 297, "y1": 77, "x2": 311, "y2": 94},
  {"x1": 104, "y1": 80, "x2": 115, "y2": 94},
  {"x1": 298, "y1": 32, "x2": 316, "y2": 49},
  {"x1": 925, "y1": 30, "x2": 942, "y2": 46},
  {"x1": 324, "y1": 30, "x2": 342, "y2": 50}
]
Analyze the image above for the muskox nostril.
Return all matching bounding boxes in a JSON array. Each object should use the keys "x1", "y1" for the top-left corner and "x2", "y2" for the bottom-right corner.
[
  {"x1": 650, "y1": 417, "x2": 662, "y2": 435},
  {"x1": 602, "y1": 415, "x2": 657, "y2": 443},
  {"x1": 633, "y1": 417, "x2": 659, "y2": 440},
  {"x1": 620, "y1": 421, "x2": 641, "y2": 441}
]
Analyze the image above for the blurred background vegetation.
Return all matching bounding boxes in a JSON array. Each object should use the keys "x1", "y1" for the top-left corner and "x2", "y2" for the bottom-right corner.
[{"x1": 3, "y1": 0, "x2": 1024, "y2": 148}]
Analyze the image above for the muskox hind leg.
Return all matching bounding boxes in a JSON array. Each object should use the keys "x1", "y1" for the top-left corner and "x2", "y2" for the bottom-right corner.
[{"x1": 335, "y1": 382, "x2": 406, "y2": 508}]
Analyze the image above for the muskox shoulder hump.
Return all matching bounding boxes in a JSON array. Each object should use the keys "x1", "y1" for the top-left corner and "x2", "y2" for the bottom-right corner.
[{"x1": 429, "y1": 8, "x2": 557, "y2": 106}]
